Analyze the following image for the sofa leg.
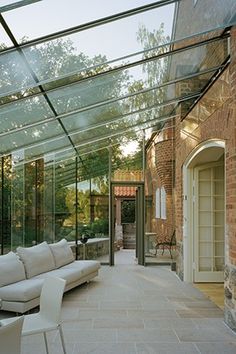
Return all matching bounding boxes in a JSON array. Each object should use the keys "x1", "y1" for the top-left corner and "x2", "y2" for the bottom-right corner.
[{"x1": 43, "y1": 332, "x2": 49, "y2": 354}]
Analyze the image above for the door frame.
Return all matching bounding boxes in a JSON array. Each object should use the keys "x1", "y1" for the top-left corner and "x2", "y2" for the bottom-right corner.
[
  {"x1": 182, "y1": 139, "x2": 225, "y2": 282},
  {"x1": 109, "y1": 181, "x2": 145, "y2": 266}
]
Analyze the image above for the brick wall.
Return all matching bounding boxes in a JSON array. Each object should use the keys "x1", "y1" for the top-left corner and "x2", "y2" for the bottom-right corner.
[
  {"x1": 174, "y1": 27, "x2": 236, "y2": 330},
  {"x1": 145, "y1": 122, "x2": 175, "y2": 241}
]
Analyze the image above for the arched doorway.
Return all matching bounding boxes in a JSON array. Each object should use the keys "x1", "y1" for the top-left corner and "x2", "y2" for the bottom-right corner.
[{"x1": 183, "y1": 140, "x2": 225, "y2": 283}]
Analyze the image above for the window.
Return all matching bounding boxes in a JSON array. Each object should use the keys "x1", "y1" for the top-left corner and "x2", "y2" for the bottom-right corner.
[
  {"x1": 161, "y1": 187, "x2": 166, "y2": 219},
  {"x1": 155, "y1": 186, "x2": 166, "y2": 219},
  {"x1": 155, "y1": 188, "x2": 160, "y2": 218}
]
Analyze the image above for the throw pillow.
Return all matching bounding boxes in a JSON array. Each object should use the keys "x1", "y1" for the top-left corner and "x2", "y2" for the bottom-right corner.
[
  {"x1": 49, "y1": 238, "x2": 74, "y2": 268},
  {"x1": 16, "y1": 241, "x2": 55, "y2": 278},
  {"x1": 0, "y1": 251, "x2": 26, "y2": 287}
]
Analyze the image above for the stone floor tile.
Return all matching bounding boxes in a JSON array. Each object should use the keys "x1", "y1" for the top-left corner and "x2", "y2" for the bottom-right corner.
[
  {"x1": 144, "y1": 318, "x2": 197, "y2": 329},
  {"x1": 99, "y1": 300, "x2": 142, "y2": 309},
  {"x1": 117, "y1": 328, "x2": 179, "y2": 342},
  {"x1": 175, "y1": 327, "x2": 236, "y2": 342},
  {"x1": 127, "y1": 309, "x2": 179, "y2": 319},
  {"x1": 77, "y1": 309, "x2": 128, "y2": 320},
  {"x1": 93, "y1": 318, "x2": 144, "y2": 329},
  {"x1": 176, "y1": 308, "x2": 223, "y2": 318},
  {"x1": 195, "y1": 342, "x2": 236, "y2": 354},
  {"x1": 62, "y1": 319, "x2": 93, "y2": 330},
  {"x1": 135, "y1": 342, "x2": 200, "y2": 354},
  {"x1": 63, "y1": 328, "x2": 117, "y2": 343},
  {"x1": 73, "y1": 342, "x2": 136, "y2": 354}
]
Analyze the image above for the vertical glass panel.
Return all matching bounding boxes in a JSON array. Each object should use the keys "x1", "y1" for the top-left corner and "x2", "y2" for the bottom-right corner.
[
  {"x1": 215, "y1": 226, "x2": 224, "y2": 241},
  {"x1": 214, "y1": 257, "x2": 224, "y2": 271},
  {"x1": 199, "y1": 226, "x2": 211, "y2": 242},
  {"x1": 199, "y1": 169, "x2": 211, "y2": 179},
  {"x1": 215, "y1": 242, "x2": 224, "y2": 257},
  {"x1": 0, "y1": 155, "x2": 12, "y2": 253},
  {"x1": 43, "y1": 156, "x2": 55, "y2": 242},
  {"x1": 199, "y1": 211, "x2": 211, "y2": 225},
  {"x1": 214, "y1": 196, "x2": 224, "y2": 210},
  {"x1": 199, "y1": 257, "x2": 212, "y2": 272},
  {"x1": 199, "y1": 181, "x2": 211, "y2": 195},
  {"x1": 214, "y1": 165, "x2": 224, "y2": 179},
  {"x1": 77, "y1": 148, "x2": 109, "y2": 263},
  {"x1": 199, "y1": 196, "x2": 211, "y2": 210},
  {"x1": 11, "y1": 150, "x2": 25, "y2": 249},
  {"x1": 213, "y1": 211, "x2": 224, "y2": 226},
  {"x1": 199, "y1": 242, "x2": 212, "y2": 258},
  {"x1": 213, "y1": 180, "x2": 224, "y2": 195},
  {"x1": 54, "y1": 157, "x2": 76, "y2": 242},
  {"x1": 24, "y1": 161, "x2": 37, "y2": 245},
  {"x1": 111, "y1": 133, "x2": 143, "y2": 180},
  {"x1": 87, "y1": 176, "x2": 109, "y2": 261}
]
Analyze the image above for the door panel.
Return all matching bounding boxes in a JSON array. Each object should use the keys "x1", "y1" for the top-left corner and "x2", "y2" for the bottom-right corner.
[{"x1": 194, "y1": 162, "x2": 225, "y2": 282}]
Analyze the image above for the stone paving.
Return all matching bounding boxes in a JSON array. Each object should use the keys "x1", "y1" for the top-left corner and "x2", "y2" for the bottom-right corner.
[{"x1": 1, "y1": 251, "x2": 236, "y2": 353}]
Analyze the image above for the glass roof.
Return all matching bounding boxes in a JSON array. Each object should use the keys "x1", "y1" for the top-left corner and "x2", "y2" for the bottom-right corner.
[{"x1": 0, "y1": 0, "x2": 235, "y2": 163}]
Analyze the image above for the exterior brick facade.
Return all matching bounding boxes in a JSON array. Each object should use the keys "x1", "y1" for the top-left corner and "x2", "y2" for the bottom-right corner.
[
  {"x1": 145, "y1": 121, "x2": 175, "y2": 243},
  {"x1": 146, "y1": 26, "x2": 236, "y2": 331}
]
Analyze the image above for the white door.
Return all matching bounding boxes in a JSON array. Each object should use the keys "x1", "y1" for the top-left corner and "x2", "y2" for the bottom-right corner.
[{"x1": 193, "y1": 162, "x2": 225, "y2": 282}]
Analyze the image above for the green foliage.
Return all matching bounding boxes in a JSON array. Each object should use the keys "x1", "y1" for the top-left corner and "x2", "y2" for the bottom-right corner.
[{"x1": 121, "y1": 200, "x2": 135, "y2": 223}]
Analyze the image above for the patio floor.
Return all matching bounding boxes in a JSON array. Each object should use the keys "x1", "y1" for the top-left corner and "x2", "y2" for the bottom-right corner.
[{"x1": 1, "y1": 252, "x2": 236, "y2": 353}]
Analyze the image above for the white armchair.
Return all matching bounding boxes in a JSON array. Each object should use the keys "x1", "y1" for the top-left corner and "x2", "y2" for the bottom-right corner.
[
  {"x1": 1, "y1": 277, "x2": 67, "y2": 354},
  {"x1": 0, "y1": 316, "x2": 24, "y2": 354}
]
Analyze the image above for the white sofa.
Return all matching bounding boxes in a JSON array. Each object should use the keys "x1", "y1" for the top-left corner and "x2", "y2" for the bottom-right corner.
[{"x1": 0, "y1": 239, "x2": 101, "y2": 314}]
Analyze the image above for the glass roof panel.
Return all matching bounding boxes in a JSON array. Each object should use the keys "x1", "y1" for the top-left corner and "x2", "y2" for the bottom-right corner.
[
  {"x1": 46, "y1": 36, "x2": 228, "y2": 116},
  {"x1": 0, "y1": 0, "x2": 41, "y2": 12},
  {"x1": 69, "y1": 104, "x2": 179, "y2": 148},
  {"x1": 0, "y1": 22, "x2": 13, "y2": 49},
  {"x1": 58, "y1": 70, "x2": 214, "y2": 135},
  {"x1": 23, "y1": 135, "x2": 71, "y2": 161},
  {"x1": 0, "y1": 0, "x2": 234, "y2": 163},
  {"x1": 0, "y1": 32, "x2": 226, "y2": 113},
  {"x1": 20, "y1": 4, "x2": 174, "y2": 82},
  {"x1": 0, "y1": 120, "x2": 65, "y2": 154},
  {"x1": 2, "y1": 0, "x2": 169, "y2": 42},
  {"x1": 174, "y1": 0, "x2": 236, "y2": 40},
  {"x1": 0, "y1": 50, "x2": 36, "y2": 96},
  {"x1": 0, "y1": 95, "x2": 53, "y2": 134}
]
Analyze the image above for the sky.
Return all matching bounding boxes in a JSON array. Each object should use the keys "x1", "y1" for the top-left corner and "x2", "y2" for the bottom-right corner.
[{"x1": 1, "y1": 0, "x2": 175, "y2": 60}]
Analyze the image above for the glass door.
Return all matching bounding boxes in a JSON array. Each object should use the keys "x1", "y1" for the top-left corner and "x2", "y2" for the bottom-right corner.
[{"x1": 193, "y1": 162, "x2": 225, "y2": 282}]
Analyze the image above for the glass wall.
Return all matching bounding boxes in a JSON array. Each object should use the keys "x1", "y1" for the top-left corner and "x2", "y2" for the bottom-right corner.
[{"x1": 0, "y1": 136, "x2": 145, "y2": 263}]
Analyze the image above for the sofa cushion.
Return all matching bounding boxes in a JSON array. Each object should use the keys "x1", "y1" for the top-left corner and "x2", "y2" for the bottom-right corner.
[
  {"x1": 34, "y1": 267, "x2": 83, "y2": 284},
  {"x1": 0, "y1": 278, "x2": 44, "y2": 302},
  {"x1": 17, "y1": 242, "x2": 55, "y2": 279},
  {"x1": 0, "y1": 252, "x2": 26, "y2": 287},
  {"x1": 63, "y1": 260, "x2": 101, "y2": 277},
  {"x1": 49, "y1": 238, "x2": 74, "y2": 268}
]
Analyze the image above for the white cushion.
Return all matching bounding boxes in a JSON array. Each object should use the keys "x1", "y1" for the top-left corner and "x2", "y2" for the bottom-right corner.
[
  {"x1": 63, "y1": 260, "x2": 101, "y2": 276},
  {"x1": 0, "y1": 278, "x2": 44, "y2": 302},
  {"x1": 35, "y1": 267, "x2": 83, "y2": 284},
  {"x1": 49, "y1": 239, "x2": 74, "y2": 268},
  {"x1": 0, "y1": 252, "x2": 26, "y2": 287},
  {"x1": 16, "y1": 242, "x2": 55, "y2": 279}
]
